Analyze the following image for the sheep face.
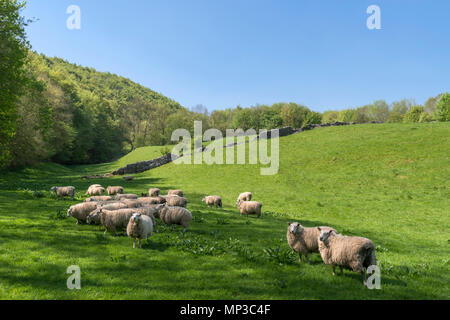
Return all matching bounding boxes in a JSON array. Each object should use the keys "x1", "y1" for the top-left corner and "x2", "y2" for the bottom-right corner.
[
  {"x1": 131, "y1": 213, "x2": 141, "y2": 223},
  {"x1": 51, "y1": 187, "x2": 57, "y2": 192},
  {"x1": 288, "y1": 222, "x2": 303, "y2": 235},
  {"x1": 87, "y1": 209, "x2": 101, "y2": 224},
  {"x1": 319, "y1": 228, "x2": 335, "y2": 242},
  {"x1": 67, "y1": 208, "x2": 72, "y2": 217},
  {"x1": 201, "y1": 197, "x2": 206, "y2": 203}
]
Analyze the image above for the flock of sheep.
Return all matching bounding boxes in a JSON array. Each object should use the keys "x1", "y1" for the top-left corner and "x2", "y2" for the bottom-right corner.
[{"x1": 50, "y1": 185, "x2": 376, "y2": 284}]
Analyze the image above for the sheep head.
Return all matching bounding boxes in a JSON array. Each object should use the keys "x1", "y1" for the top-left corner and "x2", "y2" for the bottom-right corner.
[
  {"x1": 288, "y1": 222, "x2": 303, "y2": 235},
  {"x1": 318, "y1": 228, "x2": 336, "y2": 242},
  {"x1": 131, "y1": 212, "x2": 141, "y2": 223}
]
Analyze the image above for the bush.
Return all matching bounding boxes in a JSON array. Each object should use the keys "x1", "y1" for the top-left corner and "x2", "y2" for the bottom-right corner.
[
  {"x1": 386, "y1": 111, "x2": 403, "y2": 123},
  {"x1": 434, "y1": 92, "x2": 450, "y2": 121},
  {"x1": 322, "y1": 111, "x2": 339, "y2": 124},
  {"x1": 403, "y1": 106, "x2": 425, "y2": 123},
  {"x1": 419, "y1": 112, "x2": 432, "y2": 123}
]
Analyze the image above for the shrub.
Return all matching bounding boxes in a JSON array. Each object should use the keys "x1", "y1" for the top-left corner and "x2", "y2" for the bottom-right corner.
[
  {"x1": 263, "y1": 246, "x2": 297, "y2": 264},
  {"x1": 322, "y1": 111, "x2": 339, "y2": 124},
  {"x1": 386, "y1": 111, "x2": 403, "y2": 123},
  {"x1": 434, "y1": 92, "x2": 450, "y2": 121},
  {"x1": 403, "y1": 106, "x2": 424, "y2": 123},
  {"x1": 419, "y1": 112, "x2": 432, "y2": 123}
]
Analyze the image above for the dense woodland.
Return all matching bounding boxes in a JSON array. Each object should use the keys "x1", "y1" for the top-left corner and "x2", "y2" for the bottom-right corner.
[{"x1": 1, "y1": 0, "x2": 450, "y2": 169}]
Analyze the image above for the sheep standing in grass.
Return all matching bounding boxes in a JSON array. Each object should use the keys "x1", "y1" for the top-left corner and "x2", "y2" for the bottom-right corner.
[
  {"x1": 318, "y1": 228, "x2": 377, "y2": 284},
  {"x1": 67, "y1": 202, "x2": 99, "y2": 224},
  {"x1": 107, "y1": 186, "x2": 124, "y2": 196},
  {"x1": 114, "y1": 193, "x2": 138, "y2": 200},
  {"x1": 127, "y1": 213, "x2": 153, "y2": 249},
  {"x1": 120, "y1": 199, "x2": 143, "y2": 208},
  {"x1": 165, "y1": 195, "x2": 187, "y2": 208},
  {"x1": 85, "y1": 184, "x2": 102, "y2": 195},
  {"x1": 159, "y1": 206, "x2": 192, "y2": 232},
  {"x1": 148, "y1": 188, "x2": 160, "y2": 197},
  {"x1": 84, "y1": 196, "x2": 112, "y2": 202},
  {"x1": 51, "y1": 186, "x2": 75, "y2": 199},
  {"x1": 202, "y1": 195, "x2": 222, "y2": 208},
  {"x1": 235, "y1": 192, "x2": 252, "y2": 205},
  {"x1": 123, "y1": 175, "x2": 134, "y2": 181},
  {"x1": 167, "y1": 189, "x2": 183, "y2": 197},
  {"x1": 138, "y1": 196, "x2": 166, "y2": 205},
  {"x1": 236, "y1": 199, "x2": 262, "y2": 218},
  {"x1": 99, "y1": 202, "x2": 128, "y2": 211},
  {"x1": 87, "y1": 208, "x2": 134, "y2": 236},
  {"x1": 86, "y1": 186, "x2": 105, "y2": 196},
  {"x1": 287, "y1": 222, "x2": 337, "y2": 264}
]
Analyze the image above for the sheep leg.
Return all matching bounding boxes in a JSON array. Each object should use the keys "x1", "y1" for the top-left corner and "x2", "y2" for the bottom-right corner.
[
  {"x1": 305, "y1": 255, "x2": 311, "y2": 265},
  {"x1": 340, "y1": 266, "x2": 344, "y2": 276},
  {"x1": 332, "y1": 265, "x2": 336, "y2": 276},
  {"x1": 133, "y1": 239, "x2": 136, "y2": 249},
  {"x1": 298, "y1": 253, "x2": 303, "y2": 263},
  {"x1": 183, "y1": 227, "x2": 188, "y2": 233},
  {"x1": 139, "y1": 239, "x2": 142, "y2": 248},
  {"x1": 171, "y1": 224, "x2": 175, "y2": 232}
]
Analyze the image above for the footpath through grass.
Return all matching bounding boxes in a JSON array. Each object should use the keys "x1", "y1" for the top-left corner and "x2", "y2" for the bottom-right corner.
[{"x1": 0, "y1": 123, "x2": 449, "y2": 299}]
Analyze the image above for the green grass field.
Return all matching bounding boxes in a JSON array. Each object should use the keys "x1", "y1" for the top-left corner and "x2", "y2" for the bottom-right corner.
[{"x1": 0, "y1": 123, "x2": 449, "y2": 299}]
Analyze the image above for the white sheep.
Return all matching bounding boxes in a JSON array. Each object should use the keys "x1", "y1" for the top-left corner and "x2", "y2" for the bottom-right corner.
[
  {"x1": 202, "y1": 195, "x2": 222, "y2": 208},
  {"x1": 87, "y1": 208, "x2": 134, "y2": 236},
  {"x1": 85, "y1": 184, "x2": 102, "y2": 195},
  {"x1": 137, "y1": 196, "x2": 166, "y2": 205},
  {"x1": 51, "y1": 186, "x2": 75, "y2": 199},
  {"x1": 165, "y1": 195, "x2": 187, "y2": 208},
  {"x1": 107, "y1": 186, "x2": 124, "y2": 196},
  {"x1": 86, "y1": 186, "x2": 105, "y2": 196},
  {"x1": 236, "y1": 199, "x2": 262, "y2": 218},
  {"x1": 148, "y1": 188, "x2": 160, "y2": 197},
  {"x1": 235, "y1": 192, "x2": 252, "y2": 205},
  {"x1": 287, "y1": 222, "x2": 337, "y2": 264},
  {"x1": 127, "y1": 213, "x2": 153, "y2": 248},
  {"x1": 67, "y1": 202, "x2": 99, "y2": 224},
  {"x1": 318, "y1": 228, "x2": 377, "y2": 284},
  {"x1": 167, "y1": 189, "x2": 183, "y2": 197},
  {"x1": 114, "y1": 193, "x2": 138, "y2": 200},
  {"x1": 84, "y1": 195, "x2": 112, "y2": 202},
  {"x1": 158, "y1": 206, "x2": 192, "y2": 232}
]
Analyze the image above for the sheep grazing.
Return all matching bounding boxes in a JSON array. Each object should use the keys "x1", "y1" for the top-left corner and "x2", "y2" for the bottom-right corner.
[
  {"x1": 235, "y1": 192, "x2": 252, "y2": 205},
  {"x1": 84, "y1": 196, "x2": 112, "y2": 202},
  {"x1": 120, "y1": 199, "x2": 143, "y2": 208},
  {"x1": 159, "y1": 206, "x2": 192, "y2": 232},
  {"x1": 67, "y1": 202, "x2": 99, "y2": 224},
  {"x1": 167, "y1": 189, "x2": 183, "y2": 197},
  {"x1": 85, "y1": 184, "x2": 102, "y2": 195},
  {"x1": 287, "y1": 222, "x2": 337, "y2": 264},
  {"x1": 87, "y1": 208, "x2": 134, "y2": 236},
  {"x1": 148, "y1": 188, "x2": 160, "y2": 197},
  {"x1": 318, "y1": 228, "x2": 377, "y2": 284},
  {"x1": 107, "y1": 186, "x2": 124, "y2": 196},
  {"x1": 165, "y1": 195, "x2": 187, "y2": 208},
  {"x1": 123, "y1": 175, "x2": 134, "y2": 181},
  {"x1": 114, "y1": 193, "x2": 138, "y2": 200},
  {"x1": 127, "y1": 213, "x2": 153, "y2": 249},
  {"x1": 99, "y1": 202, "x2": 128, "y2": 211},
  {"x1": 202, "y1": 195, "x2": 222, "y2": 208},
  {"x1": 137, "y1": 196, "x2": 166, "y2": 205},
  {"x1": 86, "y1": 186, "x2": 105, "y2": 196},
  {"x1": 236, "y1": 199, "x2": 262, "y2": 218},
  {"x1": 50, "y1": 186, "x2": 75, "y2": 199}
]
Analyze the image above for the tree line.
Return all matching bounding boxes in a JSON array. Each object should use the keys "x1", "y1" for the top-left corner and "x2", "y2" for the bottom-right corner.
[{"x1": 1, "y1": 1, "x2": 449, "y2": 169}]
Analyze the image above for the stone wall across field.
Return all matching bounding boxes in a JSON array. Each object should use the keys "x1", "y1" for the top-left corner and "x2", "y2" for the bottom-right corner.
[{"x1": 110, "y1": 122, "x2": 382, "y2": 175}]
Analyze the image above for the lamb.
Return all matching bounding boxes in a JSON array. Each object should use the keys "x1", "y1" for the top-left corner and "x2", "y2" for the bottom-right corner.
[
  {"x1": 127, "y1": 213, "x2": 153, "y2": 248},
  {"x1": 236, "y1": 199, "x2": 262, "y2": 218},
  {"x1": 318, "y1": 228, "x2": 377, "y2": 284},
  {"x1": 84, "y1": 196, "x2": 112, "y2": 202},
  {"x1": 158, "y1": 206, "x2": 192, "y2": 232},
  {"x1": 114, "y1": 193, "x2": 138, "y2": 200},
  {"x1": 137, "y1": 196, "x2": 166, "y2": 205},
  {"x1": 50, "y1": 186, "x2": 75, "y2": 199},
  {"x1": 67, "y1": 202, "x2": 99, "y2": 224},
  {"x1": 202, "y1": 195, "x2": 222, "y2": 208},
  {"x1": 167, "y1": 189, "x2": 183, "y2": 197},
  {"x1": 148, "y1": 188, "x2": 160, "y2": 197},
  {"x1": 235, "y1": 192, "x2": 252, "y2": 205},
  {"x1": 107, "y1": 186, "x2": 124, "y2": 196},
  {"x1": 85, "y1": 184, "x2": 102, "y2": 195},
  {"x1": 286, "y1": 222, "x2": 337, "y2": 264},
  {"x1": 86, "y1": 186, "x2": 105, "y2": 196}
]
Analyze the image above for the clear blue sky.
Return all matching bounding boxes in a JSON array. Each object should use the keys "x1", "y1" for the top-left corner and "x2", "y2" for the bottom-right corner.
[{"x1": 24, "y1": 0, "x2": 450, "y2": 112}]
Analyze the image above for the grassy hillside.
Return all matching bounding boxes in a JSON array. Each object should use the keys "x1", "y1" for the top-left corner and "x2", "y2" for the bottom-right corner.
[{"x1": 0, "y1": 123, "x2": 449, "y2": 299}]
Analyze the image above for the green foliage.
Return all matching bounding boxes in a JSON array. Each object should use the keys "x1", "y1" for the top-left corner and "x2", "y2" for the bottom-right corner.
[
  {"x1": 322, "y1": 111, "x2": 339, "y2": 124},
  {"x1": 263, "y1": 246, "x2": 297, "y2": 265},
  {"x1": 419, "y1": 112, "x2": 432, "y2": 123},
  {"x1": 338, "y1": 109, "x2": 355, "y2": 122},
  {"x1": 386, "y1": 111, "x2": 403, "y2": 123},
  {"x1": 434, "y1": 92, "x2": 450, "y2": 121},
  {"x1": 403, "y1": 106, "x2": 425, "y2": 123}
]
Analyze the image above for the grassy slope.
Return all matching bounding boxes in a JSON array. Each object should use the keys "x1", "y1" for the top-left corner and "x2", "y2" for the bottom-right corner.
[{"x1": 0, "y1": 123, "x2": 449, "y2": 299}]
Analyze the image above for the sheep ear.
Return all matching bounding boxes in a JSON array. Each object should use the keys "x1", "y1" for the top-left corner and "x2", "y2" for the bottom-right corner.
[
  {"x1": 317, "y1": 227, "x2": 321, "y2": 231},
  {"x1": 288, "y1": 222, "x2": 291, "y2": 225}
]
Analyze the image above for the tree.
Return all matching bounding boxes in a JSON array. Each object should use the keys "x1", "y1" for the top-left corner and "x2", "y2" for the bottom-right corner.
[
  {"x1": 351, "y1": 106, "x2": 370, "y2": 123},
  {"x1": 0, "y1": 0, "x2": 32, "y2": 168},
  {"x1": 434, "y1": 92, "x2": 450, "y2": 121},
  {"x1": 368, "y1": 100, "x2": 389, "y2": 122},
  {"x1": 322, "y1": 111, "x2": 339, "y2": 124},
  {"x1": 338, "y1": 109, "x2": 355, "y2": 122},
  {"x1": 424, "y1": 94, "x2": 442, "y2": 114}
]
